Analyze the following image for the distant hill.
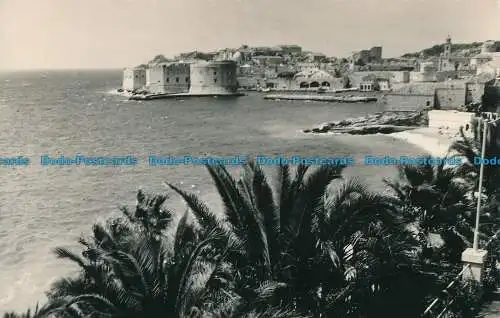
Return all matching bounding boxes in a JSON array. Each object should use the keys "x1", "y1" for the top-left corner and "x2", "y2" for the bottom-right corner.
[{"x1": 401, "y1": 41, "x2": 500, "y2": 58}]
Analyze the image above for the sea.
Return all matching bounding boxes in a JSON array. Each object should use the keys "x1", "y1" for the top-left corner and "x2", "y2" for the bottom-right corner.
[{"x1": 0, "y1": 70, "x2": 427, "y2": 313}]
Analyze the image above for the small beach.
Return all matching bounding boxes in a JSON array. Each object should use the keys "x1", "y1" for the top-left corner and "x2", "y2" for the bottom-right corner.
[{"x1": 390, "y1": 127, "x2": 462, "y2": 157}]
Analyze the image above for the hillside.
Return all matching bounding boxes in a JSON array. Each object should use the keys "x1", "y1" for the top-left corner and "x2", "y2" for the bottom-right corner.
[{"x1": 401, "y1": 41, "x2": 500, "y2": 58}]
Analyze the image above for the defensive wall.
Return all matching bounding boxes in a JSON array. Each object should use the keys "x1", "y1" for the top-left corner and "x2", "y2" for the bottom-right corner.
[
  {"x1": 125, "y1": 60, "x2": 239, "y2": 95},
  {"x1": 122, "y1": 67, "x2": 146, "y2": 90}
]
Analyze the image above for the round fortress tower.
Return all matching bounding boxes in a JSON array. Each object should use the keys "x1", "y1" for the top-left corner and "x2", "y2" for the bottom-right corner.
[{"x1": 189, "y1": 61, "x2": 238, "y2": 95}]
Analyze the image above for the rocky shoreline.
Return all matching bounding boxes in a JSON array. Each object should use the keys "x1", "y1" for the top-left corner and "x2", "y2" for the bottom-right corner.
[{"x1": 302, "y1": 111, "x2": 428, "y2": 135}]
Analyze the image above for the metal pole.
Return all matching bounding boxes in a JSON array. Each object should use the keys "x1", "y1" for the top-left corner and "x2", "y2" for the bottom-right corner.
[{"x1": 473, "y1": 119, "x2": 488, "y2": 251}]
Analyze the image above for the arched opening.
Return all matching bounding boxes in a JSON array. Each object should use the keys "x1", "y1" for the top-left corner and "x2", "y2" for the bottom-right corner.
[
  {"x1": 321, "y1": 81, "x2": 330, "y2": 87},
  {"x1": 310, "y1": 81, "x2": 319, "y2": 88},
  {"x1": 299, "y1": 82, "x2": 309, "y2": 88}
]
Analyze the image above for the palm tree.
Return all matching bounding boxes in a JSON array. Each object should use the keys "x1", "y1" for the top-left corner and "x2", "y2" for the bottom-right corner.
[
  {"x1": 42, "y1": 190, "x2": 235, "y2": 317},
  {"x1": 169, "y1": 162, "x2": 431, "y2": 317},
  {"x1": 9, "y1": 162, "x2": 448, "y2": 317},
  {"x1": 449, "y1": 127, "x2": 500, "y2": 239},
  {"x1": 450, "y1": 125, "x2": 500, "y2": 196},
  {"x1": 383, "y1": 157, "x2": 475, "y2": 263}
]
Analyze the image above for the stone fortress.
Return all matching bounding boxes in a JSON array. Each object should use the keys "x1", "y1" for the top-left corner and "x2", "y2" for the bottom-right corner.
[{"x1": 122, "y1": 60, "x2": 239, "y2": 96}]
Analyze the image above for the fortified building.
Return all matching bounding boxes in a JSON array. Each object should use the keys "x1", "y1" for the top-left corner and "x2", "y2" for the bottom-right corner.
[{"x1": 123, "y1": 60, "x2": 239, "y2": 96}]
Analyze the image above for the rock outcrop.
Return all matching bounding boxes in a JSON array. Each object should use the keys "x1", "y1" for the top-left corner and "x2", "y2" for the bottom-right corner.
[{"x1": 303, "y1": 111, "x2": 428, "y2": 135}]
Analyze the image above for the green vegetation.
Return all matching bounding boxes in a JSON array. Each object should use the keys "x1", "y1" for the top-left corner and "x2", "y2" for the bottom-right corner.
[
  {"x1": 401, "y1": 42, "x2": 495, "y2": 58},
  {"x1": 148, "y1": 54, "x2": 170, "y2": 64},
  {"x1": 4, "y1": 133, "x2": 500, "y2": 317}
]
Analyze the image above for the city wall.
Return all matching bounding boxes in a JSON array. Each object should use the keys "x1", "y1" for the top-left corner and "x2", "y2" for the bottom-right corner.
[
  {"x1": 123, "y1": 68, "x2": 146, "y2": 90},
  {"x1": 141, "y1": 61, "x2": 238, "y2": 95},
  {"x1": 164, "y1": 63, "x2": 191, "y2": 94},
  {"x1": 382, "y1": 94, "x2": 434, "y2": 112},
  {"x1": 435, "y1": 88, "x2": 467, "y2": 110},
  {"x1": 145, "y1": 63, "x2": 190, "y2": 94}
]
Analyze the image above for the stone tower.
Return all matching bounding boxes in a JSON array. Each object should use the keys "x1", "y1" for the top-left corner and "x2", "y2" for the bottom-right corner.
[{"x1": 443, "y1": 35, "x2": 452, "y2": 58}]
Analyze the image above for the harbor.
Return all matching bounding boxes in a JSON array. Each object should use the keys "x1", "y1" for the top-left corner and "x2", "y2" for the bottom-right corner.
[
  {"x1": 263, "y1": 93, "x2": 378, "y2": 102},
  {"x1": 2, "y1": 0, "x2": 500, "y2": 316}
]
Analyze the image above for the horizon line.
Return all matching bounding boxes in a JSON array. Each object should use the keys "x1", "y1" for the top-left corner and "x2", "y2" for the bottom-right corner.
[{"x1": 0, "y1": 67, "x2": 123, "y2": 72}]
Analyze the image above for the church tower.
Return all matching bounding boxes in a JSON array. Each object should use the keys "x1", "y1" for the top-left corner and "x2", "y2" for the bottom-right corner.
[{"x1": 443, "y1": 35, "x2": 452, "y2": 58}]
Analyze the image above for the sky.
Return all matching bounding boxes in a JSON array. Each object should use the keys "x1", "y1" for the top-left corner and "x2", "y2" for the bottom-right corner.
[{"x1": 0, "y1": 0, "x2": 499, "y2": 70}]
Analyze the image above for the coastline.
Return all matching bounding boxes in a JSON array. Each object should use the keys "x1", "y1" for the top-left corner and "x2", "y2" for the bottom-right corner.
[
  {"x1": 301, "y1": 110, "x2": 465, "y2": 158},
  {"x1": 389, "y1": 127, "x2": 461, "y2": 157},
  {"x1": 129, "y1": 92, "x2": 245, "y2": 100}
]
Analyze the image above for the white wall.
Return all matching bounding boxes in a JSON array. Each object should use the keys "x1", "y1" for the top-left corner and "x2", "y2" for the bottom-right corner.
[
  {"x1": 146, "y1": 66, "x2": 166, "y2": 93},
  {"x1": 428, "y1": 110, "x2": 473, "y2": 129},
  {"x1": 123, "y1": 68, "x2": 146, "y2": 90}
]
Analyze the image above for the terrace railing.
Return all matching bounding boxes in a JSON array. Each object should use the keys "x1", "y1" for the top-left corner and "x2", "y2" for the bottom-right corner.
[
  {"x1": 422, "y1": 229, "x2": 500, "y2": 318},
  {"x1": 422, "y1": 264, "x2": 472, "y2": 318}
]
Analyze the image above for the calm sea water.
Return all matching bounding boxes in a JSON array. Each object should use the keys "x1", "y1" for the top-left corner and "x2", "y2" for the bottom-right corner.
[{"x1": 0, "y1": 70, "x2": 425, "y2": 312}]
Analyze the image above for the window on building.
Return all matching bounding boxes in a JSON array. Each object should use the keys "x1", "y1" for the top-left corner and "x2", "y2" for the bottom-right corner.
[
  {"x1": 214, "y1": 71, "x2": 217, "y2": 76},
  {"x1": 214, "y1": 78, "x2": 217, "y2": 83},
  {"x1": 176, "y1": 77, "x2": 179, "y2": 83},
  {"x1": 186, "y1": 77, "x2": 190, "y2": 83},
  {"x1": 166, "y1": 78, "x2": 170, "y2": 82}
]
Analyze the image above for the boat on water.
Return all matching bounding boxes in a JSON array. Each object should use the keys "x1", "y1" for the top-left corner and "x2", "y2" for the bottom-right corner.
[{"x1": 317, "y1": 87, "x2": 329, "y2": 93}]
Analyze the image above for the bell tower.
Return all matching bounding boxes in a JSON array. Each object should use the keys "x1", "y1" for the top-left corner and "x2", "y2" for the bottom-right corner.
[{"x1": 443, "y1": 35, "x2": 452, "y2": 58}]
